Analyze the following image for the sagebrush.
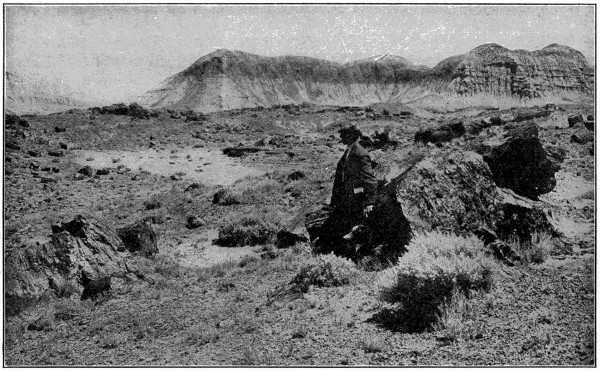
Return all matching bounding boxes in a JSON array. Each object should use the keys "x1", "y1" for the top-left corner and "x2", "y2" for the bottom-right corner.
[
  {"x1": 216, "y1": 209, "x2": 282, "y2": 247},
  {"x1": 378, "y1": 231, "x2": 496, "y2": 332},
  {"x1": 291, "y1": 253, "x2": 357, "y2": 289}
]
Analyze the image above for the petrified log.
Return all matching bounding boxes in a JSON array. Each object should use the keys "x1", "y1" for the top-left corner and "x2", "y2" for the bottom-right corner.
[
  {"x1": 222, "y1": 146, "x2": 262, "y2": 157},
  {"x1": 568, "y1": 113, "x2": 585, "y2": 127},
  {"x1": 571, "y1": 124, "x2": 593, "y2": 144},
  {"x1": 482, "y1": 122, "x2": 559, "y2": 200},
  {"x1": 117, "y1": 220, "x2": 158, "y2": 258},
  {"x1": 414, "y1": 121, "x2": 466, "y2": 144},
  {"x1": 5, "y1": 215, "x2": 129, "y2": 315}
]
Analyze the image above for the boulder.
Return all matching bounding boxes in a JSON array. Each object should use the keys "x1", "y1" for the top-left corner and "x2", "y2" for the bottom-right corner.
[
  {"x1": 186, "y1": 216, "x2": 204, "y2": 229},
  {"x1": 414, "y1": 121, "x2": 466, "y2": 144},
  {"x1": 482, "y1": 122, "x2": 559, "y2": 200},
  {"x1": 512, "y1": 108, "x2": 551, "y2": 122},
  {"x1": 184, "y1": 182, "x2": 203, "y2": 192},
  {"x1": 222, "y1": 146, "x2": 262, "y2": 157},
  {"x1": 398, "y1": 150, "x2": 503, "y2": 234},
  {"x1": 5, "y1": 215, "x2": 129, "y2": 316},
  {"x1": 27, "y1": 150, "x2": 41, "y2": 157},
  {"x1": 254, "y1": 136, "x2": 272, "y2": 146},
  {"x1": 96, "y1": 168, "x2": 111, "y2": 176},
  {"x1": 116, "y1": 220, "x2": 158, "y2": 258},
  {"x1": 571, "y1": 126, "x2": 593, "y2": 144},
  {"x1": 54, "y1": 126, "x2": 66, "y2": 133},
  {"x1": 77, "y1": 166, "x2": 95, "y2": 177},
  {"x1": 48, "y1": 150, "x2": 64, "y2": 157},
  {"x1": 494, "y1": 188, "x2": 559, "y2": 242},
  {"x1": 287, "y1": 171, "x2": 305, "y2": 181},
  {"x1": 568, "y1": 114, "x2": 585, "y2": 127},
  {"x1": 396, "y1": 149, "x2": 557, "y2": 243},
  {"x1": 59, "y1": 142, "x2": 68, "y2": 150}
]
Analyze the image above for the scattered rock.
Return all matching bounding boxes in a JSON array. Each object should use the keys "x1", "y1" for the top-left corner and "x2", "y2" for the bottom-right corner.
[
  {"x1": 568, "y1": 113, "x2": 585, "y2": 127},
  {"x1": 186, "y1": 216, "x2": 204, "y2": 229},
  {"x1": 254, "y1": 136, "x2": 272, "y2": 147},
  {"x1": 571, "y1": 125, "x2": 593, "y2": 144},
  {"x1": 414, "y1": 121, "x2": 466, "y2": 144},
  {"x1": 59, "y1": 142, "x2": 68, "y2": 150},
  {"x1": 48, "y1": 150, "x2": 64, "y2": 157},
  {"x1": 185, "y1": 183, "x2": 203, "y2": 192},
  {"x1": 77, "y1": 166, "x2": 95, "y2": 177},
  {"x1": 287, "y1": 171, "x2": 305, "y2": 181},
  {"x1": 116, "y1": 220, "x2": 158, "y2": 258},
  {"x1": 81, "y1": 275, "x2": 111, "y2": 301},
  {"x1": 222, "y1": 146, "x2": 262, "y2": 157},
  {"x1": 96, "y1": 168, "x2": 110, "y2": 176}
]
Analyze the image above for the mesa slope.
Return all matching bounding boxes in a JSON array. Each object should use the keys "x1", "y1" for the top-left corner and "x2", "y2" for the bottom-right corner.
[{"x1": 139, "y1": 44, "x2": 593, "y2": 113}]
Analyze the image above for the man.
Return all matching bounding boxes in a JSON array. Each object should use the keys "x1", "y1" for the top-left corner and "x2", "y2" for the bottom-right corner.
[{"x1": 317, "y1": 125, "x2": 378, "y2": 255}]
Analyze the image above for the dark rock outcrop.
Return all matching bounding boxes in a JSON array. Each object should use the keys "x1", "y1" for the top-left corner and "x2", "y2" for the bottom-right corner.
[
  {"x1": 571, "y1": 124, "x2": 593, "y2": 144},
  {"x1": 116, "y1": 220, "x2": 158, "y2": 258},
  {"x1": 222, "y1": 146, "x2": 262, "y2": 157},
  {"x1": 90, "y1": 103, "x2": 157, "y2": 119},
  {"x1": 415, "y1": 121, "x2": 466, "y2": 144},
  {"x1": 77, "y1": 166, "x2": 95, "y2": 177},
  {"x1": 5, "y1": 215, "x2": 129, "y2": 315},
  {"x1": 482, "y1": 122, "x2": 559, "y2": 200}
]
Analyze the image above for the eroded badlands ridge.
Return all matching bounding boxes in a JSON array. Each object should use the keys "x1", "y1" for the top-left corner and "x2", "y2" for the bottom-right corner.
[{"x1": 140, "y1": 44, "x2": 593, "y2": 112}]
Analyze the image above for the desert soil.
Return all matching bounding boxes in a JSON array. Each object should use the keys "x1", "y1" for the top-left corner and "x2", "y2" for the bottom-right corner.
[{"x1": 3, "y1": 103, "x2": 595, "y2": 365}]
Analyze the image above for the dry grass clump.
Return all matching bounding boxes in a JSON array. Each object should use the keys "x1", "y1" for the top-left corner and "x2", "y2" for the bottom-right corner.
[
  {"x1": 378, "y1": 231, "x2": 496, "y2": 332},
  {"x1": 216, "y1": 209, "x2": 283, "y2": 247},
  {"x1": 291, "y1": 253, "x2": 357, "y2": 290},
  {"x1": 432, "y1": 287, "x2": 485, "y2": 342},
  {"x1": 510, "y1": 232, "x2": 553, "y2": 265}
]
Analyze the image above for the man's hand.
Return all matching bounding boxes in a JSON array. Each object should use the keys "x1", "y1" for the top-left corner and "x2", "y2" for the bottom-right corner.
[{"x1": 363, "y1": 205, "x2": 374, "y2": 218}]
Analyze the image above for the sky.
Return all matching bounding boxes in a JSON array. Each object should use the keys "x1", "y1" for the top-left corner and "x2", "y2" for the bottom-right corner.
[{"x1": 4, "y1": 4, "x2": 596, "y2": 104}]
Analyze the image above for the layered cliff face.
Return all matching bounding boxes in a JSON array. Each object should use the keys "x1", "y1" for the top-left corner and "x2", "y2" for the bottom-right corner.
[
  {"x1": 139, "y1": 44, "x2": 594, "y2": 112},
  {"x1": 443, "y1": 43, "x2": 594, "y2": 98},
  {"x1": 6, "y1": 72, "x2": 89, "y2": 115}
]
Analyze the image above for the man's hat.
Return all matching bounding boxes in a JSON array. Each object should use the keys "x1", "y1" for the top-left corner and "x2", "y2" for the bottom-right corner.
[{"x1": 338, "y1": 124, "x2": 362, "y2": 138}]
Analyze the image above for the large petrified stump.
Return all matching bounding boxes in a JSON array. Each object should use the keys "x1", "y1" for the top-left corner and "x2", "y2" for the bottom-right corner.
[
  {"x1": 5, "y1": 215, "x2": 130, "y2": 316},
  {"x1": 482, "y1": 122, "x2": 559, "y2": 200}
]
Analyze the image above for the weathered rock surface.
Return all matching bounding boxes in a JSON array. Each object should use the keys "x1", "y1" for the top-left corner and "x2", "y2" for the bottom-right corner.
[
  {"x1": 395, "y1": 148, "x2": 556, "y2": 242},
  {"x1": 116, "y1": 220, "x2": 158, "y2": 258},
  {"x1": 443, "y1": 43, "x2": 593, "y2": 99},
  {"x1": 5, "y1": 215, "x2": 129, "y2": 316},
  {"x1": 482, "y1": 122, "x2": 560, "y2": 200}
]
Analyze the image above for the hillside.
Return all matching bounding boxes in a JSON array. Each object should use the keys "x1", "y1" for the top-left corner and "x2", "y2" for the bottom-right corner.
[
  {"x1": 5, "y1": 72, "x2": 89, "y2": 115},
  {"x1": 139, "y1": 44, "x2": 593, "y2": 112}
]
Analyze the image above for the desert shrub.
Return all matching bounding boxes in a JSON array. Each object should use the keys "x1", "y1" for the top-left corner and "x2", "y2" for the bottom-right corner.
[
  {"x1": 53, "y1": 298, "x2": 92, "y2": 321},
  {"x1": 432, "y1": 287, "x2": 485, "y2": 342},
  {"x1": 515, "y1": 232, "x2": 553, "y2": 264},
  {"x1": 144, "y1": 195, "x2": 162, "y2": 210},
  {"x1": 378, "y1": 231, "x2": 496, "y2": 332},
  {"x1": 216, "y1": 210, "x2": 282, "y2": 247},
  {"x1": 291, "y1": 253, "x2": 357, "y2": 290},
  {"x1": 184, "y1": 323, "x2": 220, "y2": 346}
]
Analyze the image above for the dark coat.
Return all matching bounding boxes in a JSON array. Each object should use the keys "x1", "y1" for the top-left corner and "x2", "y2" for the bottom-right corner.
[{"x1": 330, "y1": 141, "x2": 378, "y2": 212}]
